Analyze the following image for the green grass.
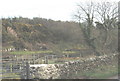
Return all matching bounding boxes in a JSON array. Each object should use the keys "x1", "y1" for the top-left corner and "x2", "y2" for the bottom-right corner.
[
  {"x1": 1, "y1": 73, "x2": 20, "y2": 79},
  {"x1": 9, "y1": 50, "x2": 78, "y2": 55},
  {"x1": 62, "y1": 51, "x2": 76, "y2": 54},
  {"x1": 48, "y1": 59, "x2": 64, "y2": 64},
  {"x1": 84, "y1": 68, "x2": 117, "y2": 79},
  {"x1": 74, "y1": 64, "x2": 118, "y2": 79},
  {"x1": 10, "y1": 50, "x2": 53, "y2": 55}
]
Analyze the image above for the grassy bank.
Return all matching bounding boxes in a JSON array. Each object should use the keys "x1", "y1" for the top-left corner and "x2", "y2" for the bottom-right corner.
[
  {"x1": 10, "y1": 50, "x2": 53, "y2": 55},
  {"x1": 72, "y1": 63, "x2": 118, "y2": 79}
]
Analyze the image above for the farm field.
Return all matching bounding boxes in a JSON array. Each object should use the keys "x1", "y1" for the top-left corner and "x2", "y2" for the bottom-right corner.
[
  {"x1": 2, "y1": 50, "x2": 118, "y2": 79},
  {"x1": 1, "y1": 1, "x2": 118, "y2": 79}
]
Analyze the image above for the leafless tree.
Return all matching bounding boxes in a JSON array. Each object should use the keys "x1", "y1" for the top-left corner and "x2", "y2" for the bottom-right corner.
[
  {"x1": 95, "y1": 2, "x2": 118, "y2": 45},
  {"x1": 75, "y1": 1, "x2": 118, "y2": 55},
  {"x1": 96, "y1": 2, "x2": 118, "y2": 29},
  {"x1": 75, "y1": 2, "x2": 101, "y2": 56}
]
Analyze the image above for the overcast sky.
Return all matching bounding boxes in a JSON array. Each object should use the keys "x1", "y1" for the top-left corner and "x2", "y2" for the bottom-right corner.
[{"x1": 0, "y1": 0, "x2": 119, "y2": 21}]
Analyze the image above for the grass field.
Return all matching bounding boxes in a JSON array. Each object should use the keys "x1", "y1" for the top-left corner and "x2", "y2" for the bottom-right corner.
[
  {"x1": 1, "y1": 73, "x2": 20, "y2": 79},
  {"x1": 9, "y1": 50, "x2": 78, "y2": 54},
  {"x1": 71, "y1": 63, "x2": 118, "y2": 79},
  {"x1": 6, "y1": 50, "x2": 119, "y2": 79},
  {"x1": 10, "y1": 50, "x2": 53, "y2": 55}
]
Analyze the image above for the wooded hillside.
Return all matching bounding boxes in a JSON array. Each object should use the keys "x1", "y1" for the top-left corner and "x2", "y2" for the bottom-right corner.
[{"x1": 2, "y1": 17, "x2": 118, "y2": 55}]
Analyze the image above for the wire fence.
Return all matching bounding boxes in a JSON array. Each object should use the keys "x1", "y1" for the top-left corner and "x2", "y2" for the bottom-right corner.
[
  {"x1": 1, "y1": 60, "x2": 31, "y2": 79},
  {"x1": 1, "y1": 50, "x2": 94, "y2": 79},
  {"x1": 1, "y1": 53, "x2": 52, "y2": 79}
]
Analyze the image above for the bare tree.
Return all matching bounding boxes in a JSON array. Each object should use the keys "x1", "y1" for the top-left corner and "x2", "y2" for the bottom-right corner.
[
  {"x1": 75, "y1": 2, "x2": 101, "y2": 56},
  {"x1": 75, "y1": 1, "x2": 118, "y2": 55},
  {"x1": 96, "y1": 2, "x2": 118, "y2": 28},
  {"x1": 95, "y1": 2, "x2": 118, "y2": 45}
]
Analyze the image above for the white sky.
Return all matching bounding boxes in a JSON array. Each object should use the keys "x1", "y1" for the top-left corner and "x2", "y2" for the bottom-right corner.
[{"x1": 0, "y1": 0, "x2": 119, "y2": 21}]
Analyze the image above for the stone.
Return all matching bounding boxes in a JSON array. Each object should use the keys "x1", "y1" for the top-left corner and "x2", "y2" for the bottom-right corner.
[{"x1": 30, "y1": 54, "x2": 117, "y2": 79}]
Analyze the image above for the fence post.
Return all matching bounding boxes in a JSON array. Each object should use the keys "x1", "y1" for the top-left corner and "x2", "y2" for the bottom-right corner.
[
  {"x1": 10, "y1": 63, "x2": 13, "y2": 72},
  {"x1": 45, "y1": 56, "x2": 48, "y2": 64},
  {"x1": 26, "y1": 61, "x2": 30, "y2": 79}
]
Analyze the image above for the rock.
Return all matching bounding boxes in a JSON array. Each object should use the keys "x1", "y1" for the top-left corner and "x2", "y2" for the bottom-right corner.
[{"x1": 30, "y1": 54, "x2": 117, "y2": 79}]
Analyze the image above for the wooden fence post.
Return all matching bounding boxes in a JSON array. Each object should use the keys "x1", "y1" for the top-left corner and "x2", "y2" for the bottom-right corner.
[
  {"x1": 45, "y1": 56, "x2": 48, "y2": 64},
  {"x1": 20, "y1": 61, "x2": 30, "y2": 79},
  {"x1": 26, "y1": 61, "x2": 30, "y2": 79},
  {"x1": 10, "y1": 63, "x2": 13, "y2": 72}
]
